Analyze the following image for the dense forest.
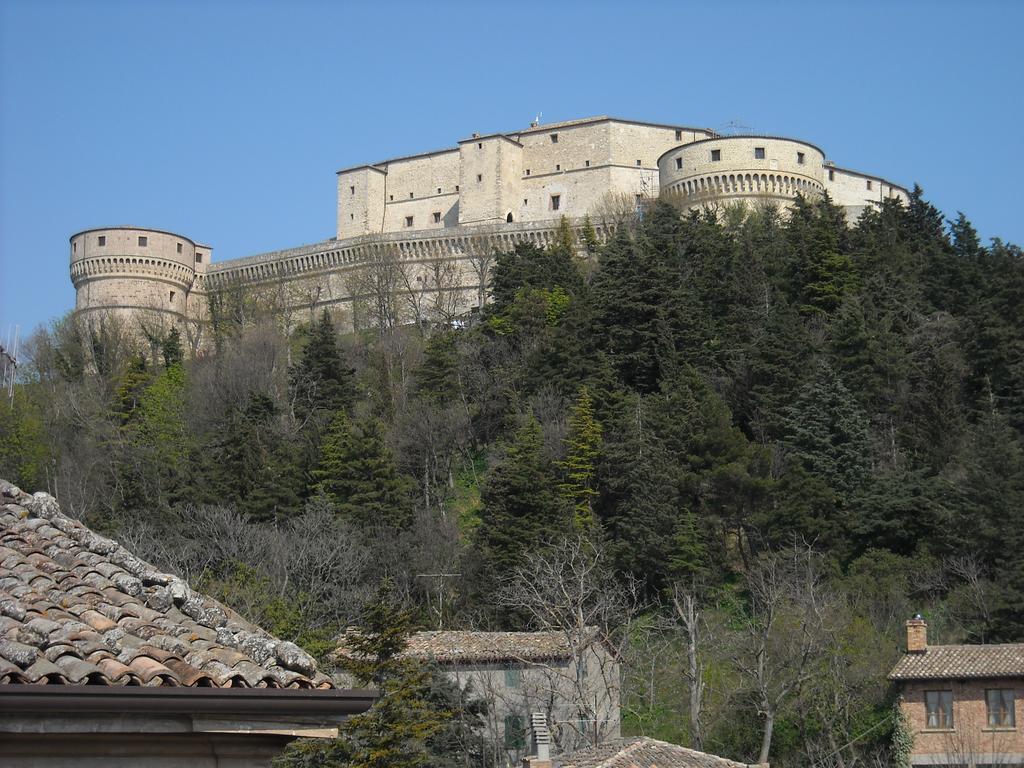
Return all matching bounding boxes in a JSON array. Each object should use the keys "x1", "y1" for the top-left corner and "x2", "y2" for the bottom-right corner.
[{"x1": 2, "y1": 189, "x2": 1023, "y2": 766}]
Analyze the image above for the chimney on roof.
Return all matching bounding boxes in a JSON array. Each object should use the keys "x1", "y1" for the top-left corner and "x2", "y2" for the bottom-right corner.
[
  {"x1": 472, "y1": 132, "x2": 480, "y2": 138},
  {"x1": 906, "y1": 615, "x2": 927, "y2": 653},
  {"x1": 522, "y1": 712, "x2": 552, "y2": 768}
]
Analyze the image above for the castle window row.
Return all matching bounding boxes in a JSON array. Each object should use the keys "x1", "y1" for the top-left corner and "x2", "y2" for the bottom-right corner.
[{"x1": 705, "y1": 148, "x2": 810, "y2": 164}]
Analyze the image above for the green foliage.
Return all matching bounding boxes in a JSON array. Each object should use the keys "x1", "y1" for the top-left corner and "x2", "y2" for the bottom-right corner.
[
  {"x1": 314, "y1": 411, "x2": 412, "y2": 530},
  {"x1": 559, "y1": 386, "x2": 603, "y2": 529},
  {"x1": 291, "y1": 310, "x2": 357, "y2": 422},
  {"x1": 473, "y1": 416, "x2": 569, "y2": 608},
  {"x1": 891, "y1": 701, "x2": 913, "y2": 768},
  {"x1": 197, "y1": 392, "x2": 303, "y2": 521},
  {"x1": 199, "y1": 561, "x2": 335, "y2": 660},
  {"x1": 276, "y1": 581, "x2": 456, "y2": 768},
  {"x1": 161, "y1": 327, "x2": 184, "y2": 368},
  {"x1": 13, "y1": 184, "x2": 1024, "y2": 768},
  {"x1": 0, "y1": 388, "x2": 49, "y2": 491}
]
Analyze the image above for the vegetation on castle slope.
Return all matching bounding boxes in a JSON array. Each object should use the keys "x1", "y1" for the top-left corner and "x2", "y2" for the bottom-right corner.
[{"x1": 3, "y1": 191, "x2": 1023, "y2": 766}]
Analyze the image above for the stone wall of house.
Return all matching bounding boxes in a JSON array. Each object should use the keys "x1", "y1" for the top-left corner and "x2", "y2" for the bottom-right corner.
[
  {"x1": 430, "y1": 646, "x2": 620, "y2": 764},
  {"x1": 900, "y1": 678, "x2": 1024, "y2": 765}
]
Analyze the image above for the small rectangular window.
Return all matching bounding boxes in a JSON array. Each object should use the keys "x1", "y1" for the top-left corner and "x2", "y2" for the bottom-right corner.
[
  {"x1": 409, "y1": 192, "x2": 414, "y2": 198},
  {"x1": 987, "y1": 689, "x2": 1016, "y2": 727},
  {"x1": 477, "y1": 174, "x2": 482, "y2": 182},
  {"x1": 433, "y1": 211, "x2": 441, "y2": 224},
  {"x1": 675, "y1": 158, "x2": 683, "y2": 170},
  {"x1": 478, "y1": 142, "x2": 482, "y2": 149},
  {"x1": 675, "y1": 130, "x2": 682, "y2": 141},
  {"x1": 550, "y1": 194, "x2": 560, "y2": 211},
  {"x1": 389, "y1": 194, "x2": 394, "y2": 201},
  {"x1": 169, "y1": 290, "x2": 175, "y2": 303},
  {"x1": 711, "y1": 149, "x2": 721, "y2": 162},
  {"x1": 195, "y1": 253, "x2": 203, "y2": 263},
  {"x1": 585, "y1": 160, "x2": 590, "y2": 167},
  {"x1": 176, "y1": 242, "x2": 183, "y2": 253},
  {"x1": 526, "y1": 169, "x2": 531, "y2": 176},
  {"x1": 437, "y1": 187, "x2": 441, "y2": 194},
  {"x1": 405, "y1": 216, "x2": 414, "y2": 228},
  {"x1": 455, "y1": 185, "x2": 460, "y2": 191},
  {"x1": 350, "y1": 185, "x2": 355, "y2": 195},
  {"x1": 925, "y1": 690, "x2": 954, "y2": 729},
  {"x1": 523, "y1": 198, "x2": 528, "y2": 205},
  {"x1": 73, "y1": 242, "x2": 77, "y2": 253},
  {"x1": 138, "y1": 236, "x2": 148, "y2": 247},
  {"x1": 636, "y1": 159, "x2": 642, "y2": 166},
  {"x1": 504, "y1": 667, "x2": 521, "y2": 688},
  {"x1": 350, "y1": 213, "x2": 354, "y2": 220},
  {"x1": 98, "y1": 236, "x2": 106, "y2": 246},
  {"x1": 797, "y1": 152, "x2": 806, "y2": 165},
  {"x1": 829, "y1": 169, "x2": 835, "y2": 181},
  {"x1": 755, "y1": 147, "x2": 766, "y2": 159},
  {"x1": 866, "y1": 180, "x2": 873, "y2": 190},
  {"x1": 550, "y1": 133, "x2": 558, "y2": 143},
  {"x1": 504, "y1": 714, "x2": 525, "y2": 750},
  {"x1": 556, "y1": 164, "x2": 560, "y2": 171}
]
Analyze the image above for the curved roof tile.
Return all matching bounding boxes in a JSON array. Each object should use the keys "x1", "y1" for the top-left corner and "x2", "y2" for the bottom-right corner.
[{"x1": 0, "y1": 480, "x2": 332, "y2": 689}]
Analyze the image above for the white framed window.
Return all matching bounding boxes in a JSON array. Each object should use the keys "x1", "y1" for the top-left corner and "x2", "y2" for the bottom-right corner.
[
  {"x1": 925, "y1": 690, "x2": 953, "y2": 729},
  {"x1": 987, "y1": 689, "x2": 1016, "y2": 727}
]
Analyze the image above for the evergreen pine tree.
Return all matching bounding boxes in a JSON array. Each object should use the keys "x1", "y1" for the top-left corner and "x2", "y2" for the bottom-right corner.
[
  {"x1": 559, "y1": 386, "x2": 603, "y2": 529},
  {"x1": 291, "y1": 310, "x2": 357, "y2": 422},
  {"x1": 590, "y1": 228, "x2": 675, "y2": 394},
  {"x1": 276, "y1": 581, "x2": 450, "y2": 768},
  {"x1": 474, "y1": 416, "x2": 569, "y2": 590},
  {"x1": 161, "y1": 327, "x2": 184, "y2": 368},
  {"x1": 780, "y1": 361, "x2": 871, "y2": 502},
  {"x1": 314, "y1": 411, "x2": 412, "y2": 530},
  {"x1": 199, "y1": 392, "x2": 303, "y2": 520}
]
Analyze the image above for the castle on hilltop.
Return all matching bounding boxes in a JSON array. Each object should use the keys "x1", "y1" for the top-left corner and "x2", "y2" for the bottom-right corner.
[{"x1": 69, "y1": 116, "x2": 909, "y2": 341}]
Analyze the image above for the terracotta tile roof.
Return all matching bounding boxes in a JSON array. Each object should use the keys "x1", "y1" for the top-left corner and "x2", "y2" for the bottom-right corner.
[
  {"x1": 360, "y1": 630, "x2": 588, "y2": 664},
  {"x1": 555, "y1": 737, "x2": 765, "y2": 768},
  {"x1": 0, "y1": 480, "x2": 332, "y2": 688},
  {"x1": 888, "y1": 644, "x2": 1024, "y2": 681}
]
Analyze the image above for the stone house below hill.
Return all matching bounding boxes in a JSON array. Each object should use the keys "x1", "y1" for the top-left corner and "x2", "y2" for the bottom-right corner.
[{"x1": 337, "y1": 629, "x2": 621, "y2": 767}]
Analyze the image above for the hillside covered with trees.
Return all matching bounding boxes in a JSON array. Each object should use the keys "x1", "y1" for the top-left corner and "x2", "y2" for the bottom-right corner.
[{"x1": 2, "y1": 190, "x2": 1022, "y2": 766}]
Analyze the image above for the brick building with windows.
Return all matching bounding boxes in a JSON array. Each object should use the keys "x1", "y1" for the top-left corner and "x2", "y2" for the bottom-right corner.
[{"x1": 889, "y1": 616, "x2": 1024, "y2": 766}]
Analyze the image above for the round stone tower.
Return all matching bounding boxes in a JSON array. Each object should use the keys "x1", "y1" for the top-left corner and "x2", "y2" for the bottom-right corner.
[
  {"x1": 69, "y1": 227, "x2": 210, "y2": 322},
  {"x1": 658, "y1": 135, "x2": 826, "y2": 209}
]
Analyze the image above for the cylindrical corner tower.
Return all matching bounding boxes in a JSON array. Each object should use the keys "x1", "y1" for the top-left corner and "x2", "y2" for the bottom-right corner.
[
  {"x1": 69, "y1": 227, "x2": 211, "y2": 322},
  {"x1": 658, "y1": 136, "x2": 826, "y2": 209}
]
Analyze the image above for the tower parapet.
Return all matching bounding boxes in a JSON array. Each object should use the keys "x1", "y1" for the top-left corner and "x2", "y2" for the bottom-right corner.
[
  {"x1": 69, "y1": 226, "x2": 210, "y2": 323},
  {"x1": 659, "y1": 135, "x2": 826, "y2": 209}
]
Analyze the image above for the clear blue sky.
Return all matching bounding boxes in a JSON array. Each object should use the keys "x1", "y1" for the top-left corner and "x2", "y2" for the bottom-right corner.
[{"x1": 2, "y1": 0, "x2": 1022, "y2": 337}]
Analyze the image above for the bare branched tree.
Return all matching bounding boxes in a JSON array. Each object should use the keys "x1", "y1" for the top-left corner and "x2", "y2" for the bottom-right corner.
[
  {"x1": 497, "y1": 536, "x2": 643, "y2": 751},
  {"x1": 731, "y1": 544, "x2": 838, "y2": 765}
]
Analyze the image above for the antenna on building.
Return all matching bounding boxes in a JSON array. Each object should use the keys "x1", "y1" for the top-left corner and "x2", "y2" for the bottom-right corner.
[
  {"x1": 532, "y1": 112, "x2": 543, "y2": 128},
  {"x1": 721, "y1": 119, "x2": 753, "y2": 136},
  {"x1": 1, "y1": 325, "x2": 20, "y2": 405}
]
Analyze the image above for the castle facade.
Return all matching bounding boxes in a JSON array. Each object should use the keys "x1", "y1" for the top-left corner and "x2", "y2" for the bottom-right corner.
[{"x1": 69, "y1": 116, "x2": 909, "y2": 338}]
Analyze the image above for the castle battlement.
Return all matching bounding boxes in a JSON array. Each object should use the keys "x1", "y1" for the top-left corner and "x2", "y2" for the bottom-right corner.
[{"x1": 69, "y1": 115, "x2": 910, "y2": 335}]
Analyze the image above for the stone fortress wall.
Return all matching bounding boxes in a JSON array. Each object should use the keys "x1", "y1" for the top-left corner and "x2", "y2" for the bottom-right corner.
[{"x1": 70, "y1": 116, "x2": 910, "y2": 333}]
